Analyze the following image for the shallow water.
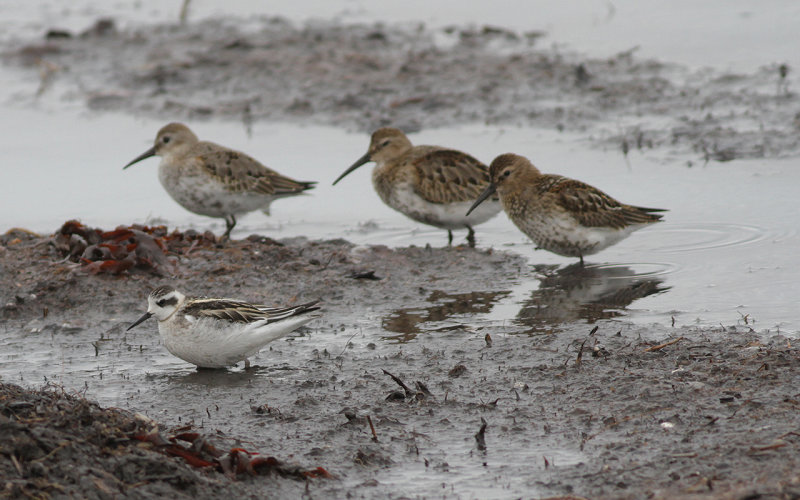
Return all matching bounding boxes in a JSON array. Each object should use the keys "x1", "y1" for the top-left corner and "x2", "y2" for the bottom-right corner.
[{"x1": 2, "y1": 108, "x2": 797, "y2": 334}]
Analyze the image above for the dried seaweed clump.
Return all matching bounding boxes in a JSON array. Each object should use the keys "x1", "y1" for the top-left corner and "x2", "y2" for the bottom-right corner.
[
  {"x1": 51, "y1": 220, "x2": 217, "y2": 275},
  {"x1": 0, "y1": 382, "x2": 331, "y2": 498}
]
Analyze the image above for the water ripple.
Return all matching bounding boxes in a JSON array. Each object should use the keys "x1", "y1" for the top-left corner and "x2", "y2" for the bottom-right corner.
[{"x1": 650, "y1": 223, "x2": 767, "y2": 253}]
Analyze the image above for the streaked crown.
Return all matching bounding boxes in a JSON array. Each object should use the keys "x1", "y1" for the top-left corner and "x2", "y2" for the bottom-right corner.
[
  {"x1": 153, "y1": 123, "x2": 199, "y2": 156},
  {"x1": 488, "y1": 153, "x2": 541, "y2": 185},
  {"x1": 367, "y1": 127, "x2": 414, "y2": 162}
]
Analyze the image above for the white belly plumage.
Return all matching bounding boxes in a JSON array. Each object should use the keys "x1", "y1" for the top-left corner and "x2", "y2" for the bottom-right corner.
[
  {"x1": 381, "y1": 182, "x2": 502, "y2": 230},
  {"x1": 158, "y1": 314, "x2": 314, "y2": 368},
  {"x1": 515, "y1": 212, "x2": 644, "y2": 257},
  {"x1": 158, "y1": 163, "x2": 274, "y2": 218}
]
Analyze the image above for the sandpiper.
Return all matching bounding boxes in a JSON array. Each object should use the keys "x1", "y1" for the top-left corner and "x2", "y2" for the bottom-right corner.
[
  {"x1": 127, "y1": 285, "x2": 321, "y2": 369},
  {"x1": 333, "y1": 127, "x2": 501, "y2": 247},
  {"x1": 467, "y1": 153, "x2": 665, "y2": 264},
  {"x1": 124, "y1": 123, "x2": 316, "y2": 240}
]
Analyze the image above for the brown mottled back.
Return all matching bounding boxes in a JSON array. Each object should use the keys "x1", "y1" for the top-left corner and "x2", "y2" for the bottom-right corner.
[
  {"x1": 194, "y1": 142, "x2": 315, "y2": 195},
  {"x1": 544, "y1": 176, "x2": 664, "y2": 228},
  {"x1": 412, "y1": 149, "x2": 492, "y2": 204}
]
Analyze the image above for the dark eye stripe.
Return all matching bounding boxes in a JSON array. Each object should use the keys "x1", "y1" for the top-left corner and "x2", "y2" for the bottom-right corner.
[{"x1": 158, "y1": 296, "x2": 179, "y2": 307}]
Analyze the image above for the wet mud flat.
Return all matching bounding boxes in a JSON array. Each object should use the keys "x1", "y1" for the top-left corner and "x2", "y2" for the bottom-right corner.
[
  {"x1": 2, "y1": 226, "x2": 800, "y2": 499},
  {"x1": 3, "y1": 15, "x2": 799, "y2": 161}
]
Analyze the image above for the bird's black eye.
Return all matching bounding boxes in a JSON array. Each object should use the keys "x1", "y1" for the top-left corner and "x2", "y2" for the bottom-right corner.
[
  {"x1": 381, "y1": 140, "x2": 390, "y2": 147},
  {"x1": 156, "y1": 299, "x2": 166, "y2": 307},
  {"x1": 162, "y1": 136, "x2": 171, "y2": 144},
  {"x1": 503, "y1": 170, "x2": 511, "y2": 178}
]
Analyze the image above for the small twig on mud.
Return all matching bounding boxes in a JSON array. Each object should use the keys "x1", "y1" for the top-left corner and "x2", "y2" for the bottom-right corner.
[
  {"x1": 382, "y1": 369, "x2": 413, "y2": 397},
  {"x1": 575, "y1": 339, "x2": 587, "y2": 366},
  {"x1": 474, "y1": 418, "x2": 487, "y2": 451},
  {"x1": 31, "y1": 442, "x2": 71, "y2": 464},
  {"x1": 670, "y1": 452, "x2": 698, "y2": 458},
  {"x1": 184, "y1": 239, "x2": 199, "y2": 256},
  {"x1": 478, "y1": 398, "x2": 501, "y2": 408},
  {"x1": 749, "y1": 441, "x2": 788, "y2": 454},
  {"x1": 337, "y1": 329, "x2": 360, "y2": 359},
  {"x1": 366, "y1": 415, "x2": 378, "y2": 442},
  {"x1": 415, "y1": 381, "x2": 433, "y2": 398},
  {"x1": 318, "y1": 252, "x2": 337, "y2": 270},
  {"x1": 10, "y1": 454, "x2": 23, "y2": 476},
  {"x1": 348, "y1": 270, "x2": 382, "y2": 280},
  {"x1": 644, "y1": 336, "x2": 685, "y2": 352}
]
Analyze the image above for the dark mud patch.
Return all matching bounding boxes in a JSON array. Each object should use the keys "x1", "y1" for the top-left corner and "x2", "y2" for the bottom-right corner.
[
  {"x1": 3, "y1": 225, "x2": 800, "y2": 498},
  {"x1": 3, "y1": 17, "x2": 799, "y2": 160}
]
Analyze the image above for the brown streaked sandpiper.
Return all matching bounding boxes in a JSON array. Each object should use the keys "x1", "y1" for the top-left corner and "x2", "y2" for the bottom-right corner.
[
  {"x1": 124, "y1": 123, "x2": 316, "y2": 240},
  {"x1": 467, "y1": 153, "x2": 666, "y2": 264},
  {"x1": 127, "y1": 285, "x2": 321, "y2": 369},
  {"x1": 332, "y1": 127, "x2": 502, "y2": 247}
]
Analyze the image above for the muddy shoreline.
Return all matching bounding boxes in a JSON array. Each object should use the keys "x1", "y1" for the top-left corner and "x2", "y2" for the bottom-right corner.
[
  {"x1": 2, "y1": 227, "x2": 800, "y2": 499},
  {"x1": 2, "y1": 12, "x2": 800, "y2": 500},
  {"x1": 3, "y1": 16, "x2": 799, "y2": 161}
]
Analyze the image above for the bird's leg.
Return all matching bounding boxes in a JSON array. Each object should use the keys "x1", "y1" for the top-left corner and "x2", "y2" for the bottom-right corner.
[
  {"x1": 447, "y1": 230, "x2": 453, "y2": 246},
  {"x1": 579, "y1": 254, "x2": 584, "y2": 267},
  {"x1": 466, "y1": 226, "x2": 476, "y2": 248},
  {"x1": 222, "y1": 214, "x2": 237, "y2": 241},
  {"x1": 244, "y1": 358, "x2": 251, "y2": 370}
]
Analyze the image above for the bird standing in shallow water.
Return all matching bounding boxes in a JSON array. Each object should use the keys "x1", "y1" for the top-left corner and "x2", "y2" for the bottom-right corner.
[
  {"x1": 127, "y1": 285, "x2": 321, "y2": 369},
  {"x1": 333, "y1": 127, "x2": 501, "y2": 247},
  {"x1": 467, "y1": 153, "x2": 666, "y2": 264},
  {"x1": 124, "y1": 123, "x2": 315, "y2": 240}
]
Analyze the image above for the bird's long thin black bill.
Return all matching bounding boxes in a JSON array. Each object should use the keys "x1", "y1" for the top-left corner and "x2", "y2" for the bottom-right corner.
[
  {"x1": 332, "y1": 152, "x2": 371, "y2": 185},
  {"x1": 126, "y1": 311, "x2": 153, "y2": 331},
  {"x1": 466, "y1": 183, "x2": 497, "y2": 216},
  {"x1": 123, "y1": 146, "x2": 156, "y2": 170}
]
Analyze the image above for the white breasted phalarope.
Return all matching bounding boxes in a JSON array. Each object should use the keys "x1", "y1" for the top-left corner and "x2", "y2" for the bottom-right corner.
[{"x1": 127, "y1": 285, "x2": 321, "y2": 369}]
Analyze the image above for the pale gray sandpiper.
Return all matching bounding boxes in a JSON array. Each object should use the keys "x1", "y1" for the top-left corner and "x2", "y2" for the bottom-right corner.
[
  {"x1": 124, "y1": 123, "x2": 316, "y2": 240},
  {"x1": 127, "y1": 285, "x2": 321, "y2": 369},
  {"x1": 332, "y1": 127, "x2": 502, "y2": 247},
  {"x1": 467, "y1": 153, "x2": 666, "y2": 264}
]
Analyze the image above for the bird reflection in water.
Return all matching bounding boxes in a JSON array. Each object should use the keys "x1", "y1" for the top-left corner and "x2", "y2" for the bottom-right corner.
[
  {"x1": 516, "y1": 262, "x2": 669, "y2": 333},
  {"x1": 381, "y1": 264, "x2": 667, "y2": 341},
  {"x1": 382, "y1": 290, "x2": 511, "y2": 342}
]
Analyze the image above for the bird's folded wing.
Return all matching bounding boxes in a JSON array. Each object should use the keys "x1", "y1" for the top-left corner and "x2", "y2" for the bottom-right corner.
[
  {"x1": 197, "y1": 143, "x2": 311, "y2": 195},
  {"x1": 546, "y1": 177, "x2": 631, "y2": 229},
  {"x1": 411, "y1": 150, "x2": 493, "y2": 204}
]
